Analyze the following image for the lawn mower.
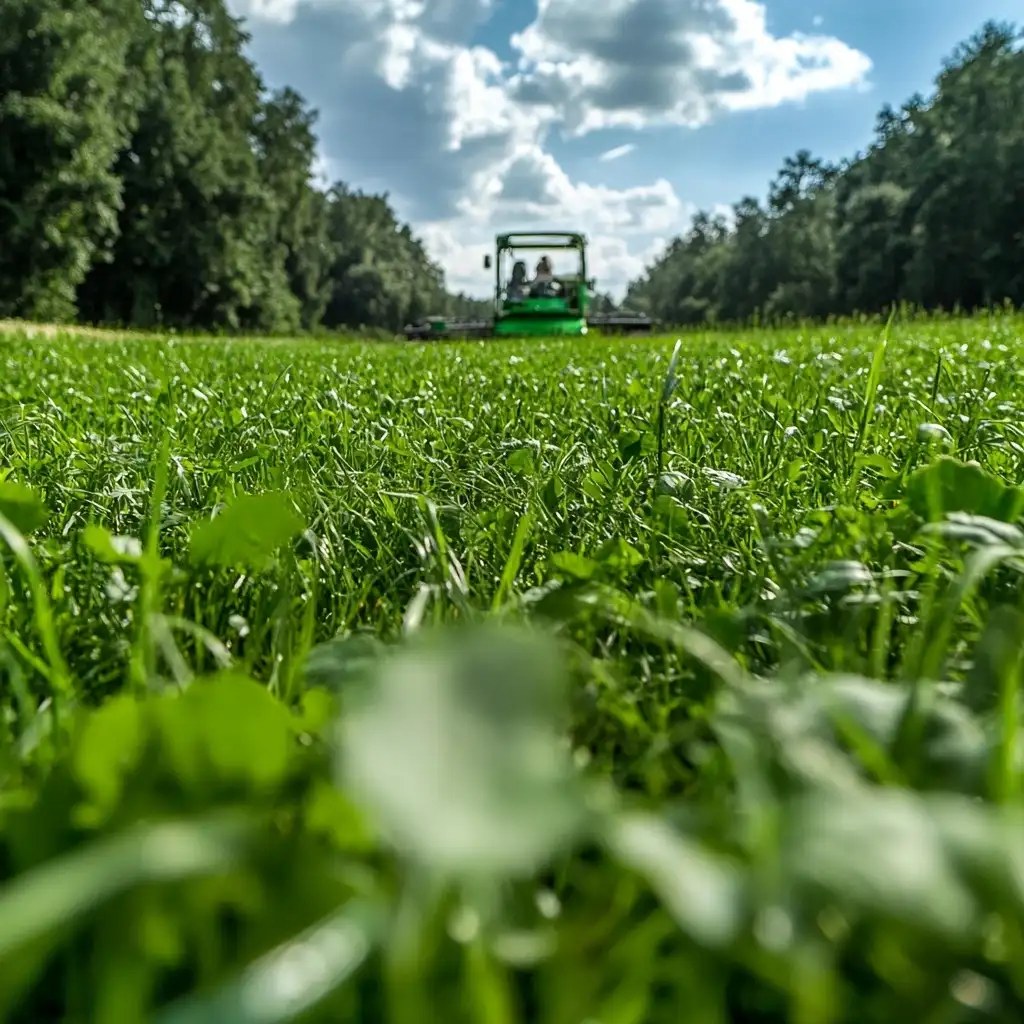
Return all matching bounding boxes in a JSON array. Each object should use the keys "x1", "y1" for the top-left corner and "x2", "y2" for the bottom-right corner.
[{"x1": 402, "y1": 232, "x2": 655, "y2": 341}]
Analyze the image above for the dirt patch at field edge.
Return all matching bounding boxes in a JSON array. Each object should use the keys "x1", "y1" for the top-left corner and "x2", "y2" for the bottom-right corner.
[{"x1": 0, "y1": 320, "x2": 139, "y2": 341}]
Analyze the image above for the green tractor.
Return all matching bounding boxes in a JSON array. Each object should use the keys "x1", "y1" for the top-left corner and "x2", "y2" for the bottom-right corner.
[{"x1": 402, "y1": 231, "x2": 655, "y2": 341}]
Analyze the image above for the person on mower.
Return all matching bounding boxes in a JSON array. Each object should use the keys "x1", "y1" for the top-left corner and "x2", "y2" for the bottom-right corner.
[
  {"x1": 531, "y1": 255, "x2": 558, "y2": 296},
  {"x1": 507, "y1": 260, "x2": 528, "y2": 300}
]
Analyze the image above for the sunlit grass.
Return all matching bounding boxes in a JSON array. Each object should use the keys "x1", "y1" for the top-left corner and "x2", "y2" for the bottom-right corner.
[{"x1": 1, "y1": 314, "x2": 1024, "y2": 1021}]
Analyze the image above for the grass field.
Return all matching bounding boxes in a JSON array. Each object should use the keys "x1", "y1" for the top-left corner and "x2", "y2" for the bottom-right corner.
[{"x1": 2, "y1": 315, "x2": 1024, "y2": 1021}]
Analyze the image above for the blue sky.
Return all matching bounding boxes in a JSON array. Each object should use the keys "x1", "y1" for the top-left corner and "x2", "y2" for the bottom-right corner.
[{"x1": 231, "y1": 0, "x2": 1021, "y2": 297}]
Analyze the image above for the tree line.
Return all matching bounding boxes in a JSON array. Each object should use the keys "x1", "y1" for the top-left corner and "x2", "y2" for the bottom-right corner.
[
  {"x1": 0, "y1": 0, "x2": 490, "y2": 334},
  {"x1": 624, "y1": 21, "x2": 1024, "y2": 326},
  {"x1": 3, "y1": 5, "x2": 1018, "y2": 335}
]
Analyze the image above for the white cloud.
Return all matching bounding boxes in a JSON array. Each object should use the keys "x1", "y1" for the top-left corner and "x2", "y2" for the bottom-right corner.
[
  {"x1": 230, "y1": 0, "x2": 297, "y2": 23},
  {"x1": 423, "y1": 142, "x2": 685, "y2": 298},
  {"x1": 489, "y1": 147, "x2": 681, "y2": 230},
  {"x1": 599, "y1": 143, "x2": 636, "y2": 161},
  {"x1": 230, "y1": 0, "x2": 871, "y2": 298},
  {"x1": 508, "y1": 0, "x2": 871, "y2": 134}
]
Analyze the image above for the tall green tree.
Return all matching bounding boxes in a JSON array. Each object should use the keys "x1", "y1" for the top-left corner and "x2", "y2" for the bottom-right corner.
[
  {"x1": 76, "y1": 0, "x2": 294, "y2": 331},
  {"x1": 252, "y1": 88, "x2": 333, "y2": 330},
  {"x1": 321, "y1": 186, "x2": 448, "y2": 332},
  {"x1": 901, "y1": 22, "x2": 1024, "y2": 309},
  {"x1": 0, "y1": 0, "x2": 141, "y2": 321},
  {"x1": 626, "y1": 20, "x2": 1024, "y2": 326}
]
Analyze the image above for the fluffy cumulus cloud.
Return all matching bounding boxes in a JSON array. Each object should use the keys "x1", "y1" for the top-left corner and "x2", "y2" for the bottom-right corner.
[
  {"x1": 230, "y1": 0, "x2": 871, "y2": 296},
  {"x1": 508, "y1": 0, "x2": 872, "y2": 133}
]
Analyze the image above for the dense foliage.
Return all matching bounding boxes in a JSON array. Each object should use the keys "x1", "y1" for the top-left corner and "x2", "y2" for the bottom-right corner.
[
  {"x1": 0, "y1": 0, "x2": 490, "y2": 334},
  {"x1": 625, "y1": 21, "x2": 1024, "y2": 326},
  {"x1": 3, "y1": 316, "x2": 1024, "y2": 1020}
]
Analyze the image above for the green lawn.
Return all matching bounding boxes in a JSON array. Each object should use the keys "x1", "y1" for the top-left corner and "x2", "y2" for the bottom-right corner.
[{"x1": 1, "y1": 315, "x2": 1023, "y2": 1022}]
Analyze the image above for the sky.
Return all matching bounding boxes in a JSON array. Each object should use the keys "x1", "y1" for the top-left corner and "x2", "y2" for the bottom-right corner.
[{"x1": 229, "y1": 0, "x2": 1022, "y2": 299}]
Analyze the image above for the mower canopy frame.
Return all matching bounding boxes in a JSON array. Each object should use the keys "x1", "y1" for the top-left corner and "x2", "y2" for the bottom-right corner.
[{"x1": 490, "y1": 232, "x2": 590, "y2": 333}]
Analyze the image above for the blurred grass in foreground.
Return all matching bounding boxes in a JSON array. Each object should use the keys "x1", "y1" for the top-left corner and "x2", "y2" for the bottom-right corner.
[{"x1": 0, "y1": 315, "x2": 1024, "y2": 1021}]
